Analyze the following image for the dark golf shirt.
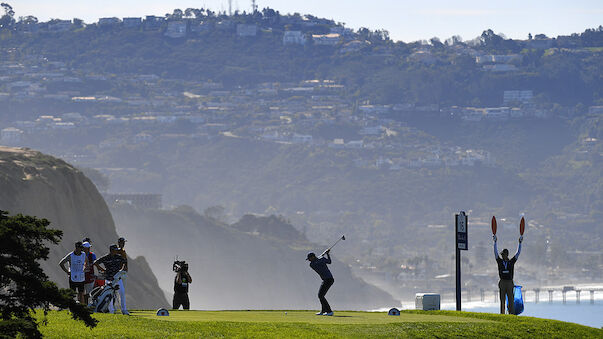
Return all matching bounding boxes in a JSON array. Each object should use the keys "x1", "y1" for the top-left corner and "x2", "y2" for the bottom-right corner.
[
  {"x1": 95, "y1": 254, "x2": 126, "y2": 280},
  {"x1": 496, "y1": 257, "x2": 517, "y2": 280},
  {"x1": 494, "y1": 242, "x2": 521, "y2": 280},
  {"x1": 310, "y1": 257, "x2": 333, "y2": 280}
]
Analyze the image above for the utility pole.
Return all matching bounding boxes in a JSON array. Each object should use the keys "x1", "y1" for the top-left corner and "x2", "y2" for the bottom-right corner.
[
  {"x1": 251, "y1": 0, "x2": 257, "y2": 13},
  {"x1": 228, "y1": 0, "x2": 232, "y2": 16}
]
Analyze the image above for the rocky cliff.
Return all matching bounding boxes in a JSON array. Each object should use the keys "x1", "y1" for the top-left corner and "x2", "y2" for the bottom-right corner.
[{"x1": 0, "y1": 146, "x2": 168, "y2": 308}]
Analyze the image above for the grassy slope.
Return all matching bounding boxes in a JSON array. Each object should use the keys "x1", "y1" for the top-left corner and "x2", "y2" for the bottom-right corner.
[{"x1": 38, "y1": 310, "x2": 602, "y2": 338}]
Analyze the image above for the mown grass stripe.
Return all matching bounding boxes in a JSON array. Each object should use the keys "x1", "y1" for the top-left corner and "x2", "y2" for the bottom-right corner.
[{"x1": 37, "y1": 310, "x2": 603, "y2": 338}]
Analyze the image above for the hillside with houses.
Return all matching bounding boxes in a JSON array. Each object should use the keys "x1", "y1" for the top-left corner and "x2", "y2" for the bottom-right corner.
[{"x1": 1, "y1": 5, "x2": 602, "y2": 298}]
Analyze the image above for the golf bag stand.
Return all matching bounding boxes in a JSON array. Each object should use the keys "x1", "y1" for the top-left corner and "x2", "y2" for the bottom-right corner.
[{"x1": 88, "y1": 271, "x2": 126, "y2": 313}]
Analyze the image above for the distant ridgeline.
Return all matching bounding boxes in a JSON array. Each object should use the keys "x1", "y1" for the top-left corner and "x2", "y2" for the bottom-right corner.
[
  {"x1": 0, "y1": 146, "x2": 169, "y2": 308},
  {"x1": 0, "y1": 6, "x2": 602, "y2": 107}
]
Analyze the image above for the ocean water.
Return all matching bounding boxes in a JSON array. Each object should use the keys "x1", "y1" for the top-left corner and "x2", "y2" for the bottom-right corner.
[
  {"x1": 373, "y1": 294, "x2": 603, "y2": 328},
  {"x1": 442, "y1": 300, "x2": 603, "y2": 328}
]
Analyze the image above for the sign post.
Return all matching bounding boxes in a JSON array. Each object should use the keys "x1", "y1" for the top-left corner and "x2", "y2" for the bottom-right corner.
[{"x1": 455, "y1": 211, "x2": 468, "y2": 311}]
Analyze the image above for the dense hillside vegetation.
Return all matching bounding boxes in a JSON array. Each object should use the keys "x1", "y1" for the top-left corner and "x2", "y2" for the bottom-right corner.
[{"x1": 1, "y1": 7, "x2": 602, "y2": 108}]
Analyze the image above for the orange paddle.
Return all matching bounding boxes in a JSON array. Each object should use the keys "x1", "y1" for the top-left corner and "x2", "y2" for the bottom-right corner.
[
  {"x1": 491, "y1": 216, "x2": 497, "y2": 235},
  {"x1": 520, "y1": 217, "x2": 525, "y2": 235}
]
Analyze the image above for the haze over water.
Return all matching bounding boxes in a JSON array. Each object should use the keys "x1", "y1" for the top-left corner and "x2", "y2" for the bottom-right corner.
[{"x1": 454, "y1": 300, "x2": 603, "y2": 328}]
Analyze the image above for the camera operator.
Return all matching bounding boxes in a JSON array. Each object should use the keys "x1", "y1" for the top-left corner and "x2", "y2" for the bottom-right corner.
[{"x1": 173, "y1": 261, "x2": 192, "y2": 310}]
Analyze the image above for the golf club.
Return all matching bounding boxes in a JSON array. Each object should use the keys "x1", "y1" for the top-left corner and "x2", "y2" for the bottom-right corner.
[{"x1": 320, "y1": 235, "x2": 345, "y2": 257}]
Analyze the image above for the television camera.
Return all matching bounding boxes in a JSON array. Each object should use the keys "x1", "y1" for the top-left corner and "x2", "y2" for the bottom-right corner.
[{"x1": 173, "y1": 260, "x2": 188, "y2": 273}]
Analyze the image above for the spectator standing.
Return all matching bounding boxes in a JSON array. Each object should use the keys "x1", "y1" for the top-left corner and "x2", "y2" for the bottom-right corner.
[
  {"x1": 59, "y1": 242, "x2": 87, "y2": 304},
  {"x1": 82, "y1": 241, "x2": 96, "y2": 304}
]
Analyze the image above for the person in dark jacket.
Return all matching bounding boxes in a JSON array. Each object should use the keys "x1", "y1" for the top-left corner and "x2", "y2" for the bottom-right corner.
[
  {"x1": 173, "y1": 267, "x2": 192, "y2": 310},
  {"x1": 307, "y1": 251, "x2": 334, "y2": 316},
  {"x1": 494, "y1": 235, "x2": 522, "y2": 314}
]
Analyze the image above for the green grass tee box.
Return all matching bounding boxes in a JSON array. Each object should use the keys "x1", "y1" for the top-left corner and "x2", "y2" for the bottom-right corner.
[
  {"x1": 38, "y1": 310, "x2": 603, "y2": 339},
  {"x1": 136, "y1": 310, "x2": 491, "y2": 324}
]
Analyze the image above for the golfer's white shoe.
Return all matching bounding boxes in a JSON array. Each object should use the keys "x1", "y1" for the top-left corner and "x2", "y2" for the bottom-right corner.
[
  {"x1": 324, "y1": 312, "x2": 334, "y2": 316},
  {"x1": 315, "y1": 312, "x2": 324, "y2": 315},
  {"x1": 122, "y1": 311, "x2": 130, "y2": 315}
]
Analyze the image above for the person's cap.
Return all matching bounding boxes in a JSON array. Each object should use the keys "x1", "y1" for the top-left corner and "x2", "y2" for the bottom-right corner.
[
  {"x1": 109, "y1": 244, "x2": 119, "y2": 251},
  {"x1": 306, "y1": 252, "x2": 316, "y2": 260},
  {"x1": 118, "y1": 237, "x2": 127, "y2": 243},
  {"x1": 82, "y1": 242, "x2": 91, "y2": 248},
  {"x1": 82, "y1": 237, "x2": 91, "y2": 243}
]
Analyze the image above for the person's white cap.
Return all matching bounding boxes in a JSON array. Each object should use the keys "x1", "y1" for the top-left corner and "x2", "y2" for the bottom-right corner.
[{"x1": 82, "y1": 242, "x2": 91, "y2": 248}]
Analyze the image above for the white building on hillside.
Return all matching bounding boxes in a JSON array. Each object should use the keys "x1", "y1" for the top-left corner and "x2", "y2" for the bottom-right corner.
[
  {"x1": 98, "y1": 17, "x2": 120, "y2": 27},
  {"x1": 165, "y1": 21, "x2": 187, "y2": 38},
  {"x1": 503, "y1": 90, "x2": 533, "y2": 105},
  {"x1": 292, "y1": 134, "x2": 313, "y2": 144},
  {"x1": 236, "y1": 24, "x2": 257, "y2": 37},
  {"x1": 1, "y1": 127, "x2": 23, "y2": 143},
  {"x1": 48, "y1": 20, "x2": 72, "y2": 32},
  {"x1": 312, "y1": 33, "x2": 341, "y2": 46},
  {"x1": 123, "y1": 17, "x2": 142, "y2": 28},
  {"x1": 283, "y1": 31, "x2": 306, "y2": 45}
]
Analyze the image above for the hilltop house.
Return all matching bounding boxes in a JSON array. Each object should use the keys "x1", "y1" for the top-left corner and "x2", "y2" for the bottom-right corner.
[
  {"x1": 360, "y1": 125, "x2": 384, "y2": 136},
  {"x1": 503, "y1": 90, "x2": 533, "y2": 105},
  {"x1": 483, "y1": 64, "x2": 518, "y2": 72},
  {"x1": 409, "y1": 50, "x2": 437, "y2": 65},
  {"x1": 123, "y1": 17, "x2": 142, "y2": 29},
  {"x1": 165, "y1": 21, "x2": 187, "y2": 38},
  {"x1": 144, "y1": 16, "x2": 164, "y2": 30},
  {"x1": 237, "y1": 24, "x2": 257, "y2": 37},
  {"x1": 526, "y1": 38, "x2": 553, "y2": 49},
  {"x1": 312, "y1": 33, "x2": 341, "y2": 46},
  {"x1": 588, "y1": 106, "x2": 603, "y2": 114},
  {"x1": 291, "y1": 134, "x2": 313, "y2": 144},
  {"x1": 476, "y1": 54, "x2": 522, "y2": 64},
  {"x1": 191, "y1": 21, "x2": 213, "y2": 33},
  {"x1": 283, "y1": 31, "x2": 306, "y2": 45},
  {"x1": 98, "y1": 17, "x2": 120, "y2": 27},
  {"x1": 216, "y1": 20, "x2": 235, "y2": 31},
  {"x1": 48, "y1": 20, "x2": 72, "y2": 32}
]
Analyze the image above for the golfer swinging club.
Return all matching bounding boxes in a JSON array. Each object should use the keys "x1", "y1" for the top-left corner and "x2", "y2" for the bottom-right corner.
[
  {"x1": 493, "y1": 234, "x2": 522, "y2": 314},
  {"x1": 307, "y1": 251, "x2": 334, "y2": 316}
]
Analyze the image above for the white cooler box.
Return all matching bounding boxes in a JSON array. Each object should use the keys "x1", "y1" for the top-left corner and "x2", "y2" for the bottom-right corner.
[{"x1": 415, "y1": 293, "x2": 440, "y2": 310}]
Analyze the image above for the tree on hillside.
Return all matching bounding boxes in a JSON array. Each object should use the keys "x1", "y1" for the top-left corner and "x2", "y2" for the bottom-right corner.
[
  {"x1": 166, "y1": 9, "x2": 183, "y2": 21},
  {"x1": 18, "y1": 15, "x2": 38, "y2": 25},
  {"x1": 0, "y1": 211, "x2": 97, "y2": 338},
  {"x1": 480, "y1": 29, "x2": 504, "y2": 50},
  {"x1": 73, "y1": 18, "x2": 84, "y2": 28},
  {"x1": 0, "y1": 2, "x2": 15, "y2": 29}
]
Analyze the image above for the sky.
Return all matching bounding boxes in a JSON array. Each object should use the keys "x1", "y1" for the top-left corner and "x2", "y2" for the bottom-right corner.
[{"x1": 10, "y1": 0, "x2": 603, "y2": 42}]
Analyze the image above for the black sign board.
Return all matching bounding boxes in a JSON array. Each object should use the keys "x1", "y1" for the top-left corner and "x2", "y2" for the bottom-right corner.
[{"x1": 456, "y1": 211, "x2": 468, "y2": 250}]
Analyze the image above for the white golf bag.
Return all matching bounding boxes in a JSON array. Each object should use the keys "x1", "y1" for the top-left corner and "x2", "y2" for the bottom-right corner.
[{"x1": 88, "y1": 271, "x2": 126, "y2": 313}]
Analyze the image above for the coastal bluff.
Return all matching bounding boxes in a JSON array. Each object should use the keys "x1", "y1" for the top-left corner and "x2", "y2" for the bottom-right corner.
[{"x1": 0, "y1": 146, "x2": 168, "y2": 308}]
